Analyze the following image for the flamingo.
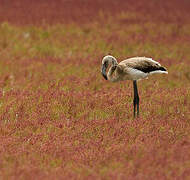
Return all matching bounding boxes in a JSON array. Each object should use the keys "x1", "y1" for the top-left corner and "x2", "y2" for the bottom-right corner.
[{"x1": 101, "y1": 55, "x2": 168, "y2": 118}]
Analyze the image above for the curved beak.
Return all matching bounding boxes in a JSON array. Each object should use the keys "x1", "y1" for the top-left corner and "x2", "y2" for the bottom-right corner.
[{"x1": 101, "y1": 64, "x2": 107, "y2": 80}]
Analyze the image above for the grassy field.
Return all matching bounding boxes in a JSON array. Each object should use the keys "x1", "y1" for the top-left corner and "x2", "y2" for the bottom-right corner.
[{"x1": 0, "y1": 0, "x2": 190, "y2": 179}]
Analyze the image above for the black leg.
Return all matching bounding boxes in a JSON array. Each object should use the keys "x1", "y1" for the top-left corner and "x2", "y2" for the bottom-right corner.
[
  {"x1": 136, "y1": 93, "x2": 139, "y2": 117},
  {"x1": 133, "y1": 81, "x2": 139, "y2": 118},
  {"x1": 133, "y1": 93, "x2": 136, "y2": 118}
]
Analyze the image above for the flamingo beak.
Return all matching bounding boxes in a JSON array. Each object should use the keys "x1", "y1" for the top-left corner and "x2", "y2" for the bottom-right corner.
[{"x1": 101, "y1": 64, "x2": 107, "y2": 80}]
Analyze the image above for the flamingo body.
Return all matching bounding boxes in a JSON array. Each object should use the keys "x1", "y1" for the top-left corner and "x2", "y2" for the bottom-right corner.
[{"x1": 101, "y1": 55, "x2": 168, "y2": 117}]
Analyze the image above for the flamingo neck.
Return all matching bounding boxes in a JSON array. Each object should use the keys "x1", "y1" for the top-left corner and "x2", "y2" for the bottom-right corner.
[{"x1": 107, "y1": 65, "x2": 119, "y2": 82}]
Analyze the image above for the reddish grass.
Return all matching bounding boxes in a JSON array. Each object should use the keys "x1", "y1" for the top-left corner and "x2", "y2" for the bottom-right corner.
[
  {"x1": 0, "y1": 0, "x2": 190, "y2": 179},
  {"x1": 0, "y1": 0, "x2": 190, "y2": 25}
]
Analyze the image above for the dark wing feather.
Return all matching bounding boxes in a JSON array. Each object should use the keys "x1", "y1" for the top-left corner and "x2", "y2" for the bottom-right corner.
[{"x1": 128, "y1": 60, "x2": 167, "y2": 73}]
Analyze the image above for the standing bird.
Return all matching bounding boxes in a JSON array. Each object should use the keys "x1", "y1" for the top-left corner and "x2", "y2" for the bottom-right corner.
[{"x1": 101, "y1": 55, "x2": 168, "y2": 118}]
